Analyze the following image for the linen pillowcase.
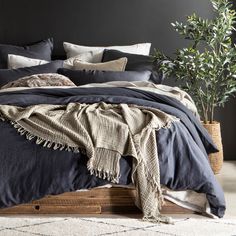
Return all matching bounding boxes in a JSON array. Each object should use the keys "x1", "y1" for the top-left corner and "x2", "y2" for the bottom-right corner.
[
  {"x1": 63, "y1": 51, "x2": 101, "y2": 68},
  {"x1": 2, "y1": 73, "x2": 76, "y2": 89},
  {"x1": 0, "y1": 38, "x2": 53, "y2": 69},
  {"x1": 63, "y1": 42, "x2": 151, "y2": 62},
  {"x1": 58, "y1": 68, "x2": 151, "y2": 86},
  {"x1": 102, "y1": 49, "x2": 163, "y2": 84},
  {"x1": 8, "y1": 54, "x2": 49, "y2": 69},
  {"x1": 72, "y1": 57, "x2": 127, "y2": 72},
  {"x1": 0, "y1": 60, "x2": 63, "y2": 88}
]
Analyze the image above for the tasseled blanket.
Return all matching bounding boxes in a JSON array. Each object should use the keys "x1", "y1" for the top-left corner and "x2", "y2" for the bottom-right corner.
[{"x1": 0, "y1": 102, "x2": 179, "y2": 223}]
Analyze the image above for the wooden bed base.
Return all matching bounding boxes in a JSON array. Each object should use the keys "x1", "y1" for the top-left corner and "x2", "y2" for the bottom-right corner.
[{"x1": 0, "y1": 188, "x2": 194, "y2": 215}]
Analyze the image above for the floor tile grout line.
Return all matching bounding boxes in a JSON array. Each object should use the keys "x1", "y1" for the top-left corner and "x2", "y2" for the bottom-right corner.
[
  {"x1": 79, "y1": 217, "x2": 170, "y2": 233},
  {"x1": 80, "y1": 217, "x2": 175, "y2": 231},
  {"x1": 205, "y1": 220, "x2": 236, "y2": 226},
  {"x1": 4, "y1": 228, "x2": 52, "y2": 236},
  {"x1": 80, "y1": 218, "x2": 166, "y2": 235},
  {"x1": 79, "y1": 218, "x2": 144, "y2": 230},
  {"x1": 80, "y1": 218, "x2": 180, "y2": 236},
  {"x1": 97, "y1": 225, "x2": 180, "y2": 236},
  {"x1": 79, "y1": 217, "x2": 192, "y2": 235},
  {"x1": 0, "y1": 218, "x2": 68, "y2": 232}
]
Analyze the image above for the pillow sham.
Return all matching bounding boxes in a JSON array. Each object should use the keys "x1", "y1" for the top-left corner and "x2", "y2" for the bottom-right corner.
[
  {"x1": 73, "y1": 57, "x2": 127, "y2": 72},
  {"x1": 0, "y1": 60, "x2": 63, "y2": 88},
  {"x1": 63, "y1": 42, "x2": 151, "y2": 62},
  {"x1": 2, "y1": 73, "x2": 76, "y2": 89},
  {"x1": 58, "y1": 68, "x2": 151, "y2": 86},
  {"x1": 8, "y1": 54, "x2": 49, "y2": 69},
  {"x1": 102, "y1": 49, "x2": 163, "y2": 84},
  {"x1": 0, "y1": 38, "x2": 53, "y2": 69},
  {"x1": 63, "y1": 51, "x2": 101, "y2": 69}
]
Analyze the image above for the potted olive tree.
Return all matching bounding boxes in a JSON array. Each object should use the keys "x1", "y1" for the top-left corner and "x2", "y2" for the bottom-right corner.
[{"x1": 154, "y1": 0, "x2": 236, "y2": 174}]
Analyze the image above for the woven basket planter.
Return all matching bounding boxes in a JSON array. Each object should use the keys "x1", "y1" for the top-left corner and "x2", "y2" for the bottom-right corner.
[{"x1": 203, "y1": 122, "x2": 223, "y2": 174}]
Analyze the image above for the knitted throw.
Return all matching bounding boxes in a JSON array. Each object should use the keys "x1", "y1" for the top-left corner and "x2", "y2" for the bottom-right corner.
[{"x1": 0, "y1": 102, "x2": 179, "y2": 223}]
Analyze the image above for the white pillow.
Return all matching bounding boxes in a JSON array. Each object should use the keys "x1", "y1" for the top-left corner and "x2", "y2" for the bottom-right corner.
[
  {"x1": 73, "y1": 57, "x2": 128, "y2": 72},
  {"x1": 63, "y1": 42, "x2": 151, "y2": 62},
  {"x1": 8, "y1": 54, "x2": 49, "y2": 69}
]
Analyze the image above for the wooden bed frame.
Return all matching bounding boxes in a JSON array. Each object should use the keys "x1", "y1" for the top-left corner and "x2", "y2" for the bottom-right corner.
[{"x1": 0, "y1": 188, "x2": 194, "y2": 215}]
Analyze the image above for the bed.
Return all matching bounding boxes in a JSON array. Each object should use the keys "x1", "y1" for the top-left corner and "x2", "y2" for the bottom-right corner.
[
  {"x1": 0, "y1": 82, "x2": 225, "y2": 219},
  {"x1": 0, "y1": 188, "x2": 195, "y2": 215},
  {"x1": 0, "y1": 40, "x2": 225, "y2": 223}
]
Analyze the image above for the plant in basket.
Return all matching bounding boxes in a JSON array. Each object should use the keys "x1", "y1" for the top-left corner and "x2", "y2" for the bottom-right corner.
[{"x1": 153, "y1": 0, "x2": 236, "y2": 174}]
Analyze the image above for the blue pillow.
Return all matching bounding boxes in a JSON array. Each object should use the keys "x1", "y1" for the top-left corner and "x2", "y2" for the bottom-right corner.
[
  {"x1": 102, "y1": 49, "x2": 163, "y2": 84},
  {"x1": 57, "y1": 68, "x2": 151, "y2": 86},
  {"x1": 0, "y1": 38, "x2": 54, "y2": 69},
  {"x1": 0, "y1": 61, "x2": 63, "y2": 87}
]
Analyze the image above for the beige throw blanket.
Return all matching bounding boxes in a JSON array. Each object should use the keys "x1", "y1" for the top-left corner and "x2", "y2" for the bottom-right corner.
[{"x1": 0, "y1": 102, "x2": 179, "y2": 223}]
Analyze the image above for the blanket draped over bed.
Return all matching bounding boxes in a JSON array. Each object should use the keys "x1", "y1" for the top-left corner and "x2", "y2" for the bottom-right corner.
[
  {"x1": 0, "y1": 102, "x2": 178, "y2": 223},
  {"x1": 0, "y1": 81, "x2": 226, "y2": 219}
]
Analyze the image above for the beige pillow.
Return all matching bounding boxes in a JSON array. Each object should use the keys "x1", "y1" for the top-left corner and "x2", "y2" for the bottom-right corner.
[
  {"x1": 8, "y1": 54, "x2": 49, "y2": 69},
  {"x1": 73, "y1": 57, "x2": 128, "y2": 72},
  {"x1": 2, "y1": 73, "x2": 76, "y2": 89}
]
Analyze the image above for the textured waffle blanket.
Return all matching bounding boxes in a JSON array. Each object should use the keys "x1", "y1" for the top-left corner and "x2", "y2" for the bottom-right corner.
[{"x1": 0, "y1": 102, "x2": 178, "y2": 223}]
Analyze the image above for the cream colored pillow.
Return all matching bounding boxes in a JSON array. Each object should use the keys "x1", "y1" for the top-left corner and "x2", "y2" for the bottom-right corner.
[
  {"x1": 8, "y1": 54, "x2": 49, "y2": 69},
  {"x1": 63, "y1": 51, "x2": 101, "y2": 69},
  {"x1": 73, "y1": 57, "x2": 128, "y2": 71},
  {"x1": 63, "y1": 42, "x2": 151, "y2": 62}
]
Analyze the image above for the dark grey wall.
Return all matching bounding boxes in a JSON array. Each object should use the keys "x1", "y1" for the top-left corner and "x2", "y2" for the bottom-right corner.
[
  {"x1": 0, "y1": 0, "x2": 214, "y2": 55},
  {"x1": 0, "y1": 0, "x2": 235, "y2": 160}
]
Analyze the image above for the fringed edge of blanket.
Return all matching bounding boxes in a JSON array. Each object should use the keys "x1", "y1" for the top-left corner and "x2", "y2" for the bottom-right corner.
[
  {"x1": 0, "y1": 113, "x2": 4, "y2": 121},
  {"x1": 142, "y1": 166, "x2": 174, "y2": 224},
  {"x1": 87, "y1": 147, "x2": 121, "y2": 184},
  {"x1": 2, "y1": 118, "x2": 122, "y2": 184},
  {"x1": 8, "y1": 120, "x2": 81, "y2": 153},
  {"x1": 143, "y1": 214, "x2": 174, "y2": 224}
]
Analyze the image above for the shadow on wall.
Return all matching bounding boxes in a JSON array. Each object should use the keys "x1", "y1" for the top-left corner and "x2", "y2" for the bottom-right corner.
[
  {"x1": 220, "y1": 0, "x2": 236, "y2": 161},
  {"x1": 215, "y1": 99, "x2": 236, "y2": 161}
]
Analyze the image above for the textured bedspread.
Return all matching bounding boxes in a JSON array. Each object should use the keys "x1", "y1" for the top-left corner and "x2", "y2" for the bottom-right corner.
[{"x1": 0, "y1": 83, "x2": 225, "y2": 218}]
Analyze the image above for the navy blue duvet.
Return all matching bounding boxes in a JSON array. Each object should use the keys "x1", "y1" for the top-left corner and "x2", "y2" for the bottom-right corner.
[{"x1": 0, "y1": 87, "x2": 225, "y2": 217}]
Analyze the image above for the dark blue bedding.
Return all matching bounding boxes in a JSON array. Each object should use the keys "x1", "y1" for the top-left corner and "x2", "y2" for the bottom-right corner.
[{"x1": 0, "y1": 87, "x2": 225, "y2": 217}]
